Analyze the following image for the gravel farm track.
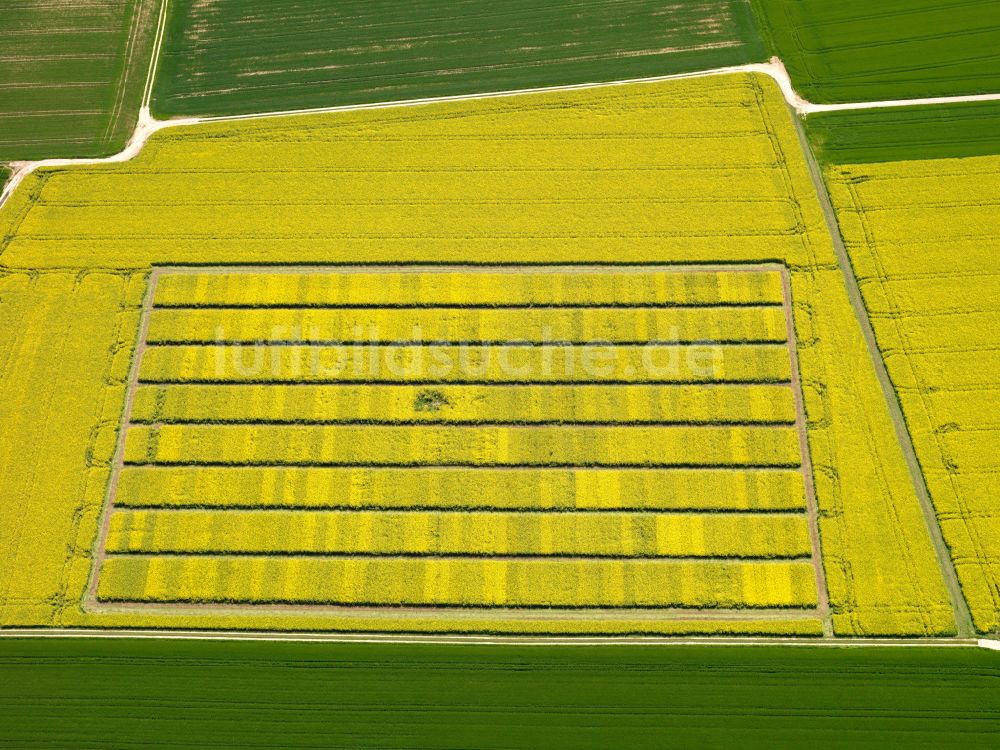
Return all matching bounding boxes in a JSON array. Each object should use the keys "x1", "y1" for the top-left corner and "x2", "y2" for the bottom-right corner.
[{"x1": 2, "y1": 0, "x2": 1000, "y2": 648}]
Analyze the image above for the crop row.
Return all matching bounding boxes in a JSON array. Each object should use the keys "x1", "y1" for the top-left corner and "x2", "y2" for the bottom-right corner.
[
  {"x1": 129, "y1": 383, "x2": 798, "y2": 426},
  {"x1": 113, "y1": 466, "x2": 808, "y2": 512},
  {"x1": 136, "y1": 343, "x2": 793, "y2": 384},
  {"x1": 121, "y1": 424, "x2": 803, "y2": 468},
  {"x1": 96, "y1": 556, "x2": 819, "y2": 609},
  {"x1": 151, "y1": 269, "x2": 786, "y2": 307},
  {"x1": 104, "y1": 509, "x2": 811, "y2": 559},
  {"x1": 150, "y1": 0, "x2": 763, "y2": 116},
  {"x1": 143, "y1": 305, "x2": 789, "y2": 344}
]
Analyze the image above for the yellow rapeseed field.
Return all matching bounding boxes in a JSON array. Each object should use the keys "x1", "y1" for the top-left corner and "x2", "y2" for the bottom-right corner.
[
  {"x1": 828, "y1": 155, "x2": 1000, "y2": 633},
  {"x1": 0, "y1": 72, "x2": 958, "y2": 636},
  {"x1": 0, "y1": 271, "x2": 144, "y2": 626}
]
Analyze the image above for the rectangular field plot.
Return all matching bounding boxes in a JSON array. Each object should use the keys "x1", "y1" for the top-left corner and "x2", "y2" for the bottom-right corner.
[
  {"x1": 90, "y1": 265, "x2": 828, "y2": 624},
  {"x1": 0, "y1": 0, "x2": 161, "y2": 161}
]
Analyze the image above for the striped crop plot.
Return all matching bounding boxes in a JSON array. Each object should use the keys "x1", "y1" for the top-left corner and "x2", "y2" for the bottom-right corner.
[
  {"x1": 828, "y1": 155, "x2": 1000, "y2": 634},
  {"x1": 89, "y1": 265, "x2": 828, "y2": 624},
  {"x1": 0, "y1": 0, "x2": 162, "y2": 161},
  {"x1": 151, "y1": 0, "x2": 765, "y2": 117}
]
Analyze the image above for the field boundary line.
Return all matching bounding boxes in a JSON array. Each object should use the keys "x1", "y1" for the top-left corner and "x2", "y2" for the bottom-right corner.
[
  {"x1": 779, "y1": 267, "x2": 831, "y2": 636},
  {"x1": 0, "y1": 628, "x2": 983, "y2": 647},
  {"x1": 783, "y1": 101, "x2": 976, "y2": 638},
  {"x1": 5, "y1": 55, "x2": 1000, "y2": 213},
  {"x1": 85, "y1": 268, "x2": 162, "y2": 602}
]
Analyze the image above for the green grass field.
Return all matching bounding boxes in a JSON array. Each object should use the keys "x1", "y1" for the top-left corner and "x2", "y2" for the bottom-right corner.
[
  {"x1": 751, "y1": 0, "x2": 1000, "y2": 102},
  {"x1": 806, "y1": 102, "x2": 1000, "y2": 163},
  {"x1": 1, "y1": 639, "x2": 998, "y2": 749},
  {"x1": 150, "y1": 0, "x2": 766, "y2": 117},
  {"x1": 0, "y1": 0, "x2": 162, "y2": 161}
]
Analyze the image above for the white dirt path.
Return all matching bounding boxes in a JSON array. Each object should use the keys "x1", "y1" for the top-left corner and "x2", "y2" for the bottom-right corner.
[{"x1": 4, "y1": 53, "x2": 1000, "y2": 212}]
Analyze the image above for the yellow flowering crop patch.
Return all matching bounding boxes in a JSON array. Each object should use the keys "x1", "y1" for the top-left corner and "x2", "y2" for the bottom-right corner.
[
  {"x1": 136, "y1": 343, "x2": 793, "y2": 384},
  {"x1": 114, "y1": 466, "x2": 808, "y2": 512},
  {"x1": 0, "y1": 271, "x2": 144, "y2": 627},
  {"x1": 153, "y1": 269, "x2": 786, "y2": 308},
  {"x1": 122, "y1": 423, "x2": 803, "y2": 467},
  {"x1": 828, "y1": 155, "x2": 1000, "y2": 633},
  {"x1": 98, "y1": 556, "x2": 819, "y2": 609},
  {"x1": 105, "y1": 510, "x2": 812, "y2": 559},
  {"x1": 145, "y1": 306, "x2": 789, "y2": 344},
  {"x1": 94, "y1": 263, "x2": 820, "y2": 620},
  {"x1": 0, "y1": 72, "x2": 960, "y2": 637},
  {"x1": 129, "y1": 383, "x2": 798, "y2": 425}
]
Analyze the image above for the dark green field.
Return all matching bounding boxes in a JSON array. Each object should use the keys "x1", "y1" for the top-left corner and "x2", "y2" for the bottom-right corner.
[
  {"x1": 1, "y1": 639, "x2": 998, "y2": 749},
  {"x1": 751, "y1": 0, "x2": 1000, "y2": 103},
  {"x1": 150, "y1": 0, "x2": 766, "y2": 117},
  {"x1": 805, "y1": 101, "x2": 1000, "y2": 163},
  {"x1": 0, "y1": 0, "x2": 162, "y2": 161}
]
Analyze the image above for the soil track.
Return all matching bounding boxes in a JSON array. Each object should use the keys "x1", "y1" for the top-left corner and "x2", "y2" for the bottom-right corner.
[{"x1": 4, "y1": 49, "x2": 1000, "y2": 213}]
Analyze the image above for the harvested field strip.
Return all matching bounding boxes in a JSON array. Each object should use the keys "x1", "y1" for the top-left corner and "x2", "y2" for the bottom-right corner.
[
  {"x1": 104, "y1": 510, "x2": 812, "y2": 559},
  {"x1": 113, "y1": 467, "x2": 809, "y2": 512},
  {"x1": 144, "y1": 306, "x2": 789, "y2": 344},
  {"x1": 150, "y1": 0, "x2": 764, "y2": 116},
  {"x1": 121, "y1": 424, "x2": 804, "y2": 468},
  {"x1": 136, "y1": 344, "x2": 793, "y2": 384},
  {"x1": 153, "y1": 269, "x2": 787, "y2": 308},
  {"x1": 128, "y1": 383, "x2": 798, "y2": 426},
  {"x1": 96, "y1": 556, "x2": 819, "y2": 608}
]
